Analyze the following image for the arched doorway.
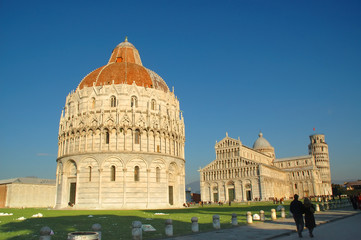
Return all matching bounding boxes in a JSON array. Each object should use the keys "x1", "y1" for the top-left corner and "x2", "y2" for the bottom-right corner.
[
  {"x1": 245, "y1": 183, "x2": 252, "y2": 201},
  {"x1": 227, "y1": 181, "x2": 235, "y2": 202},
  {"x1": 66, "y1": 160, "x2": 77, "y2": 205},
  {"x1": 212, "y1": 184, "x2": 219, "y2": 202},
  {"x1": 168, "y1": 162, "x2": 178, "y2": 206}
]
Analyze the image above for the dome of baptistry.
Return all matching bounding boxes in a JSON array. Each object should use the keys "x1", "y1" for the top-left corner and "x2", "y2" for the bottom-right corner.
[
  {"x1": 56, "y1": 38, "x2": 186, "y2": 209},
  {"x1": 77, "y1": 37, "x2": 169, "y2": 93}
]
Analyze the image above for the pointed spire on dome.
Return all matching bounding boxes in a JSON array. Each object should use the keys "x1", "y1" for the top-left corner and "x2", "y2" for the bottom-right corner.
[{"x1": 125, "y1": 36, "x2": 128, "y2": 42}]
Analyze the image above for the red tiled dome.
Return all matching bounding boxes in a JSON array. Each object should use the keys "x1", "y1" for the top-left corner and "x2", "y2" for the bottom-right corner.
[{"x1": 77, "y1": 38, "x2": 169, "y2": 92}]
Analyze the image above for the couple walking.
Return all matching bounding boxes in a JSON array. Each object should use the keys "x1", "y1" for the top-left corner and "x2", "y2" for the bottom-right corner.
[{"x1": 290, "y1": 194, "x2": 316, "y2": 238}]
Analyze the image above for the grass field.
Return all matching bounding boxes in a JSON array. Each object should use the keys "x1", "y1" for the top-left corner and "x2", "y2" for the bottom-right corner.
[{"x1": 0, "y1": 201, "x2": 290, "y2": 240}]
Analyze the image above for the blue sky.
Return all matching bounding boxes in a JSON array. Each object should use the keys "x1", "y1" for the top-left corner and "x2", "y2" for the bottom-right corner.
[{"x1": 0, "y1": 0, "x2": 360, "y2": 185}]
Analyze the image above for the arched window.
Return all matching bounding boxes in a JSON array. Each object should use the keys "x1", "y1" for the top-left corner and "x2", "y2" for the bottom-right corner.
[
  {"x1": 134, "y1": 166, "x2": 140, "y2": 181},
  {"x1": 91, "y1": 98, "x2": 95, "y2": 109},
  {"x1": 88, "y1": 166, "x2": 92, "y2": 182},
  {"x1": 151, "y1": 99, "x2": 156, "y2": 110},
  {"x1": 131, "y1": 96, "x2": 138, "y2": 108},
  {"x1": 111, "y1": 166, "x2": 116, "y2": 181},
  {"x1": 110, "y1": 96, "x2": 116, "y2": 107},
  {"x1": 134, "y1": 130, "x2": 140, "y2": 144},
  {"x1": 156, "y1": 167, "x2": 160, "y2": 183},
  {"x1": 105, "y1": 131, "x2": 110, "y2": 144}
]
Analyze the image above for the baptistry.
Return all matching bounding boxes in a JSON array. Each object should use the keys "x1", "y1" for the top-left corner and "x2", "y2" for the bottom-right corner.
[{"x1": 55, "y1": 38, "x2": 186, "y2": 209}]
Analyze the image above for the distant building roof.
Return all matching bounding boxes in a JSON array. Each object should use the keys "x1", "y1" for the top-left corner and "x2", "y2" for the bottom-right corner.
[
  {"x1": 0, "y1": 177, "x2": 56, "y2": 185},
  {"x1": 274, "y1": 155, "x2": 312, "y2": 162},
  {"x1": 345, "y1": 180, "x2": 361, "y2": 187}
]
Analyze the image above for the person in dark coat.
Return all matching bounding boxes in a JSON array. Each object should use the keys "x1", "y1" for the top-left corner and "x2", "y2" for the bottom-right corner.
[
  {"x1": 351, "y1": 195, "x2": 358, "y2": 210},
  {"x1": 290, "y1": 194, "x2": 305, "y2": 238},
  {"x1": 304, "y1": 198, "x2": 316, "y2": 238}
]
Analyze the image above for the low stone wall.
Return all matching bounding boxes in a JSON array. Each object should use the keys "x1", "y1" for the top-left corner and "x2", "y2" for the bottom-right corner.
[{"x1": 6, "y1": 183, "x2": 56, "y2": 208}]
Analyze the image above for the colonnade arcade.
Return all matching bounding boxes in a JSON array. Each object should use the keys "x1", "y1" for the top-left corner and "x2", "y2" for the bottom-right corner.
[
  {"x1": 202, "y1": 166, "x2": 258, "y2": 181},
  {"x1": 58, "y1": 127, "x2": 185, "y2": 159},
  {"x1": 56, "y1": 156, "x2": 184, "y2": 208},
  {"x1": 202, "y1": 179, "x2": 255, "y2": 202}
]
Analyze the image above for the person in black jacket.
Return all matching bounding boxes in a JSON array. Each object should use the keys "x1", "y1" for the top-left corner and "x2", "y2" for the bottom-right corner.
[
  {"x1": 304, "y1": 197, "x2": 316, "y2": 238},
  {"x1": 290, "y1": 194, "x2": 305, "y2": 238}
]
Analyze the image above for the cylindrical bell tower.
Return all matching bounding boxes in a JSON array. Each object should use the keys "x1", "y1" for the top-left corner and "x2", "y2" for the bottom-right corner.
[{"x1": 308, "y1": 134, "x2": 332, "y2": 195}]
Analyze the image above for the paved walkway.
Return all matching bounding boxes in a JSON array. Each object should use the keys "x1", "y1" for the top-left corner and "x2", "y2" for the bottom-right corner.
[{"x1": 163, "y1": 207, "x2": 361, "y2": 240}]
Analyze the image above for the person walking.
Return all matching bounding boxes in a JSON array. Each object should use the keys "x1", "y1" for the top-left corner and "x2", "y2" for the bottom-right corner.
[
  {"x1": 304, "y1": 197, "x2": 316, "y2": 238},
  {"x1": 290, "y1": 194, "x2": 305, "y2": 238}
]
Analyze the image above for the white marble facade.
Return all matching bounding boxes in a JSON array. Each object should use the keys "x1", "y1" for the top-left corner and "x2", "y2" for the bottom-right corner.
[
  {"x1": 200, "y1": 133, "x2": 332, "y2": 202},
  {"x1": 55, "y1": 39, "x2": 186, "y2": 209}
]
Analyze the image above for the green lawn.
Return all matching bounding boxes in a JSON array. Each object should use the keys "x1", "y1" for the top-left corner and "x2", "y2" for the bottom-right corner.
[{"x1": 0, "y1": 201, "x2": 290, "y2": 240}]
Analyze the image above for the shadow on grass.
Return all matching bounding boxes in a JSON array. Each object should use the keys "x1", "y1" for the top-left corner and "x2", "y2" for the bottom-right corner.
[{"x1": 0, "y1": 204, "x2": 290, "y2": 240}]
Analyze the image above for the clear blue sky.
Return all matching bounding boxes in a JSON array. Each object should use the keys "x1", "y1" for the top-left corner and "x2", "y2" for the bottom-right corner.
[{"x1": 0, "y1": 0, "x2": 360, "y2": 185}]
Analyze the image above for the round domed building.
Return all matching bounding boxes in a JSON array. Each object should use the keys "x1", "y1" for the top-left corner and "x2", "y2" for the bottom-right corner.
[{"x1": 55, "y1": 38, "x2": 186, "y2": 209}]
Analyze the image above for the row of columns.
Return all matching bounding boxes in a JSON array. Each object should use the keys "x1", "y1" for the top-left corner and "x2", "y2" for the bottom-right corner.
[
  {"x1": 58, "y1": 129, "x2": 184, "y2": 159},
  {"x1": 56, "y1": 162, "x2": 185, "y2": 208},
  {"x1": 210, "y1": 158, "x2": 254, "y2": 170},
  {"x1": 202, "y1": 180, "x2": 254, "y2": 202},
  {"x1": 203, "y1": 167, "x2": 258, "y2": 181}
]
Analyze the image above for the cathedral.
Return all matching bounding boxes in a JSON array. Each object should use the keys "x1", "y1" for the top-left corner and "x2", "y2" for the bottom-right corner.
[
  {"x1": 55, "y1": 38, "x2": 186, "y2": 209},
  {"x1": 200, "y1": 132, "x2": 332, "y2": 202}
]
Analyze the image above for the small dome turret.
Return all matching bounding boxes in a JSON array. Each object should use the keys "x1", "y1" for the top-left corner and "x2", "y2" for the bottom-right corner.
[
  {"x1": 253, "y1": 132, "x2": 272, "y2": 149},
  {"x1": 253, "y1": 132, "x2": 275, "y2": 159}
]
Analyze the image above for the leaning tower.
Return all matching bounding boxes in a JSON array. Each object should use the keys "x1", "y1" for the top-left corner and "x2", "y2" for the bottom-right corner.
[{"x1": 308, "y1": 134, "x2": 332, "y2": 195}]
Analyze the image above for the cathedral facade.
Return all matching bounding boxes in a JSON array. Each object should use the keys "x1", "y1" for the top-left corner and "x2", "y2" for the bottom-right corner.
[
  {"x1": 55, "y1": 38, "x2": 186, "y2": 209},
  {"x1": 200, "y1": 133, "x2": 332, "y2": 202}
]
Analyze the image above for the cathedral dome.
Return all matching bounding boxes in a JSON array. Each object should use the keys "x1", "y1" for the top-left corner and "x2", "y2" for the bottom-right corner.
[
  {"x1": 253, "y1": 132, "x2": 272, "y2": 149},
  {"x1": 77, "y1": 37, "x2": 169, "y2": 92}
]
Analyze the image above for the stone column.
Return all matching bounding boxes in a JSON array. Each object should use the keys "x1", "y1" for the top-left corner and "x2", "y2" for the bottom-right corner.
[
  {"x1": 132, "y1": 221, "x2": 142, "y2": 240},
  {"x1": 271, "y1": 209, "x2": 277, "y2": 220},
  {"x1": 212, "y1": 215, "x2": 220, "y2": 229},
  {"x1": 115, "y1": 131, "x2": 118, "y2": 151},
  {"x1": 231, "y1": 213, "x2": 238, "y2": 226},
  {"x1": 191, "y1": 217, "x2": 199, "y2": 232},
  {"x1": 99, "y1": 132, "x2": 102, "y2": 151},
  {"x1": 85, "y1": 133, "x2": 87, "y2": 152},
  {"x1": 39, "y1": 226, "x2": 52, "y2": 240},
  {"x1": 147, "y1": 169, "x2": 150, "y2": 208},
  {"x1": 98, "y1": 168, "x2": 102, "y2": 205},
  {"x1": 165, "y1": 219, "x2": 173, "y2": 237},
  {"x1": 281, "y1": 207, "x2": 286, "y2": 218},
  {"x1": 123, "y1": 168, "x2": 127, "y2": 207},
  {"x1": 92, "y1": 224, "x2": 101, "y2": 240},
  {"x1": 260, "y1": 210, "x2": 265, "y2": 221},
  {"x1": 247, "y1": 211, "x2": 253, "y2": 224}
]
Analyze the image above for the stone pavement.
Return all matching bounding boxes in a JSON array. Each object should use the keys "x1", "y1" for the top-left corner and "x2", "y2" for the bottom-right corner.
[
  {"x1": 162, "y1": 207, "x2": 361, "y2": 240},
  {"x1": 277, "y1": 212, "x2": 361, "y2": 239}
]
